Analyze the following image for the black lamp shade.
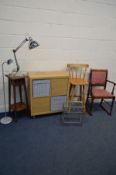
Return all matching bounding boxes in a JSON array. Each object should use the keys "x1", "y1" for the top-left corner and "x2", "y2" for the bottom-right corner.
[
  {"x1": 28, "y1": 38, "x2": 39, "y2": 49},
  {"x1": 7, "y1": 59, "x2": 13, "y2": 65}
]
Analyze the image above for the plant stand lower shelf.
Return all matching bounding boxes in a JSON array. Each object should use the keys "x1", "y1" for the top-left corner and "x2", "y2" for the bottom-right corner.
[{"x1": 10, "y1": 102, "x2": 27, "y2": 112}]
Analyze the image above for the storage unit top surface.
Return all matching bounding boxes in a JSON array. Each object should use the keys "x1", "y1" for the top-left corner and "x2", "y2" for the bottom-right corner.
[{"x1": 27, "y1": 71, "x2": 69, "y2": 79}]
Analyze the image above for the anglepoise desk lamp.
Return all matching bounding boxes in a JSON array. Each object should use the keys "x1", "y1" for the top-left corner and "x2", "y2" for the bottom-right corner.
[{"x1": 12, "y1": 34, "x2": 39, "y2": 75}]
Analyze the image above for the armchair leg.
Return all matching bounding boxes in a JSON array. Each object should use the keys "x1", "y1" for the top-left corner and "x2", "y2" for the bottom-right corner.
[
  {"x1": 85, "y1": 96, "x2": 92, "y2": 116},
  {"x1": 89, "y1": 98, "x2": 94, "y2": 115},
  {"x1": 100, "y1": 97, "x2": 115, "y2": 115}
]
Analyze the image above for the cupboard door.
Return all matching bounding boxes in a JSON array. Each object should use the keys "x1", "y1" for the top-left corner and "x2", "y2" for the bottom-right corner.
[
  {"x1": 31, "y1": 97, "x2": 50, "y2": 115},
  {"x1": 32, "y1": 80, "x2": 50, "y2": 97},
  {"x1": 51, "y1": 96, "x2": 67, "y2": 111},
  {"x1": 51, "y1": 78, "x2": 68, "y2": 96}
]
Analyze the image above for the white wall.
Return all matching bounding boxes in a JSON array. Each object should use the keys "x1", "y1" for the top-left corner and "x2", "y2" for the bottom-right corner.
[{"x1": 0, "y1": 0, "x2": 116, "y2": 112}]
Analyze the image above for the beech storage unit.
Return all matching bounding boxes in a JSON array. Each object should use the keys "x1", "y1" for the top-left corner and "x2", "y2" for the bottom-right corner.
[{"x1": 27, "y1": 71, "x2": 69, "y2": 117}]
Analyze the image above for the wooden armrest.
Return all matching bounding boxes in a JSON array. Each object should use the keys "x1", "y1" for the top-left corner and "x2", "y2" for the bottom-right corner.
[
  {"x1": 107, "y1": 80, "x2": 116, "y2": 94},
  {"x1": 107, "y1": 80, "x2": 116, "y2": 85}
]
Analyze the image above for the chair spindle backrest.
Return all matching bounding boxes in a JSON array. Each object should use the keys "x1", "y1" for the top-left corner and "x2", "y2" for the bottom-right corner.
[{"x1": 67, "y1": 64, "x2": 89, "y2": 80}]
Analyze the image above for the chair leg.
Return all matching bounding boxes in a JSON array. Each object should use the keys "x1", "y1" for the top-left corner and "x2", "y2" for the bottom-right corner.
[
  {"x1": 85, "y1": 92, "x2": 90, "y2": 115},
  {"x1": 68, "y1": 84, "x2": 72, "y2": 101},
  {"x1": 70, "y1": 85, "x2": 75, "y2": 101},
  {"x1": 80, "y1": 86, "x2": 82, "y2": 101},
  {"x1": 81, "y1": 85, "x2": 86, "y2": 112},
  {"x1": 100, "y1": 97, "x2": 115, "y2": 115},
  {"x1": 85, "y1": 89, "x2": 93, "y2": 115},
  {"x1": 89, "y1": 98, "x2": 94, "y2": 115},
  {"x1": 110, "y1": 97, "x2": 115, "y2": 115}
]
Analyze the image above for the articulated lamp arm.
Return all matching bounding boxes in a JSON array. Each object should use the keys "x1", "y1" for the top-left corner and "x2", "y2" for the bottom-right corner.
[
  {"x1": 13, "y1": 38, "x2": 28, "y2": 72},
  {"x1": 12, "y1": 35, "x2": 39, "y2": 73}
]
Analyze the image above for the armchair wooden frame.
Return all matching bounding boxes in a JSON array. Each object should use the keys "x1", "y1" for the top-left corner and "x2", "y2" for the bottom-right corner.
[{"x1": 86, "y1": 69, "x2": 116, "y2": 115}]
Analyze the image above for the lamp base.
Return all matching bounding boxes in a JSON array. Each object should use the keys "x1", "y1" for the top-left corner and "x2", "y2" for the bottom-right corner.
[{"x1": 0, "y1": 116, "x2": 13, "y2": 124}]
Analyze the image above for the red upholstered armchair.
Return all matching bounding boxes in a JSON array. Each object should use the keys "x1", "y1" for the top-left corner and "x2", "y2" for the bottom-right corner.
[{"x1": 86, "y1": 69, "x2": 116, "y2": 115}]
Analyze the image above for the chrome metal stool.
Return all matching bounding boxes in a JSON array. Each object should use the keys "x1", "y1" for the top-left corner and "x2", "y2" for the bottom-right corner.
[{"x1": 62, "y1": 101, "x2": 84, "y2": 125}]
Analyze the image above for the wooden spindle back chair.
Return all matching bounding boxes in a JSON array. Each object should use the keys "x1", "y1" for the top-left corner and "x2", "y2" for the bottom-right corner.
[{"x1": 67, "y1": 64, "x2": 89, "y2": 111}]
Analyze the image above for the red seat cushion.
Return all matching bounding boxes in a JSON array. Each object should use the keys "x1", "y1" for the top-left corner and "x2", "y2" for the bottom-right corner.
[{"x1": 92, "y1": 88, "x2": 114, "y2": 98}]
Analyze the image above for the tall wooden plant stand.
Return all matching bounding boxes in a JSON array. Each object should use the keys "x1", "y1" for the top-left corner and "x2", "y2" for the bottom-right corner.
[{"x1": 6, "y1": 75, "x2": 28, "y2": 121}]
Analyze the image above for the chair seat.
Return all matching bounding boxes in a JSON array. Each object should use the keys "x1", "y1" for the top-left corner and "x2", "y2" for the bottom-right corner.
[
  {"x1": 69, "y1": 78, "x2": 88, "y2": 85},
  {"x1": 92, "y1": 88, "x2": 114, "y2": 98}
]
